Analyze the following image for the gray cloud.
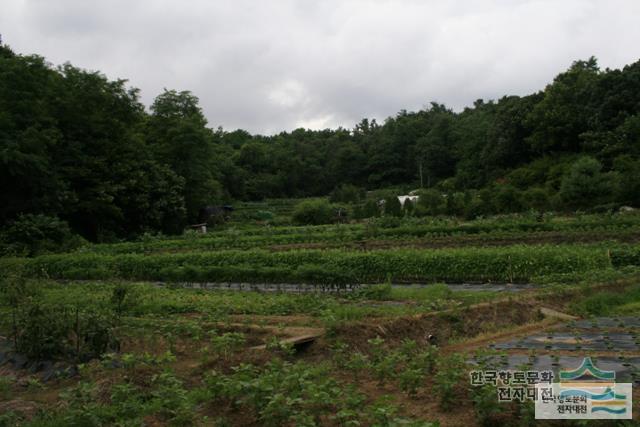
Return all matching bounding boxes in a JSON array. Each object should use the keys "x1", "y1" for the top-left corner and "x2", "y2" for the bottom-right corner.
[{"x1": 2, "y1": 0, "x2": 640, "y2": 134}]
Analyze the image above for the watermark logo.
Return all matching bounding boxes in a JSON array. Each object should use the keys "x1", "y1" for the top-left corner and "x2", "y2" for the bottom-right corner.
[{"x1": 535, "y1": 357, "x2": 632, "y2": 419}]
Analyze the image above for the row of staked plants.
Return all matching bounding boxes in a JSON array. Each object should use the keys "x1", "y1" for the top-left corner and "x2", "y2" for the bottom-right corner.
[{"x1": 0, "y1": 274, "x2": 135, "y2": 362}]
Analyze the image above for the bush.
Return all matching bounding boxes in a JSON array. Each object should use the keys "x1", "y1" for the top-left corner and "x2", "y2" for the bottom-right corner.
[
  {"x1": 292, "y1": 200, "x2": 335, "y2": 225},
  {"x1": 416, "y1": 189, "x2": 444, "y2": 216},
  {"x1": 492, "y1": 185, "x2": 523, "y2": 213},
  {"x1": 472, "y1": 383, "x2": 506, "y2": 426},
  {"x1": 253, "y1": 210, "x2": 274, "y2": 221},
  {"x1": 444, "y1": 192, "x2": 467, "y2": 216},
  {"x1": 0, "y1": 214, "x2": 85, "y2": 256},
  {"x1": 354, "y1": 200, "x2": 380, "y2": 219},
  {"x1": 404, "y1": 198, "x2": 415, "y2": 216},
  {"x1": 559, "y1": 157, "x2": 615, "y2": 210},
  {"x1": 464, "y1": 194, "x2": 485, "y2": 220},
  {"x1": 357, "y1": 283, "x2": 392, "y2": 300},
  {"x1": 521, "y1": 187, "x2": 550, "y2": 212},
  {"x1": 613, "y1": 155, "x2": 640, "y2": 207},
  {"x1": 383, "y1": 196, "x2": 403, "y2": 217},
  {"x1": 374, "y1": 216, "x2": 402, "y2": 228},
  {"x1": 11, "y1": 303, "x2": 118, "y2": 361},
  {"x1": 434, "y1": 353, "x2": 467, "y2": 411},
  {"x1": 329, "y1": 184, "x2": 365, "y2": 204}
]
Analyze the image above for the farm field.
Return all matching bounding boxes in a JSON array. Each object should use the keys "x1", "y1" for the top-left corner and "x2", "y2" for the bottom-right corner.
[
  {"x1": 2, "y1": 213, "x2": 640, "y2": 426},
  {"x1": 4, "y1": 7, "x2": 640, "y2": 425}
]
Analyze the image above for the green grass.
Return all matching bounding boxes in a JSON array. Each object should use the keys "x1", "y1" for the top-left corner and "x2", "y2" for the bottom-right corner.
[
  {"x1": 388, "y1": 284, "x2": 497, "y2": 305},
  {"x1": 569, "y1": 284, "x2": 640, "y2": 316},
  {"x1": 0, "y1": 280, "x2": 491, "y2": 325}
]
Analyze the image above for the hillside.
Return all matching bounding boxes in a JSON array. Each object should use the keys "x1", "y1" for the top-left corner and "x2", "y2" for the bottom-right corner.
[{"x1": 2, "y1": 42, "x2": 640, "y2": 243}]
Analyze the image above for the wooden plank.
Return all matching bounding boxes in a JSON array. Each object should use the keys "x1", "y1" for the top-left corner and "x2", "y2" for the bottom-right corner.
[{"x1": 251, "y1": 333, "x2": 323, "y2": 351}]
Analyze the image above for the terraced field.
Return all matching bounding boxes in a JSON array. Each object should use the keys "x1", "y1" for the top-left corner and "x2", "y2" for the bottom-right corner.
[{"x1": 1, "y1": 213, "x2": 640, "y2": 426}]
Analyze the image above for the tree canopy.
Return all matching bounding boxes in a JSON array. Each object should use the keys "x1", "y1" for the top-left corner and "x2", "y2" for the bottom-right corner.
[{"x1": 2, "y1": 43, "x2": 640, "y2": 241}]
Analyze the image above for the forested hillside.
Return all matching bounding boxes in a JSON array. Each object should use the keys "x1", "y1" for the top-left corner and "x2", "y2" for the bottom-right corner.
[{"x1": 2, "y1": 42, "x2": 640, "y2": 242}]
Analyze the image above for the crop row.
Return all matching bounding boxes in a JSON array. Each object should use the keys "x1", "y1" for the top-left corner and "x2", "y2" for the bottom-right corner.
[
  {"x1": 80, "y1": 215, "x2": 640, "y2": 255},
  {"x1": 4, "y1": 244, "x2": 633, "y2": 285},
  {"x1": 81, "y1": 228, "x2": 640, "y2": 255}
]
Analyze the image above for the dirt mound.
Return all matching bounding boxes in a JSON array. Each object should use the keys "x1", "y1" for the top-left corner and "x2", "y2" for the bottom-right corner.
[{"x1": 333, "y1": 299, "x2": 543, "y2": 350}]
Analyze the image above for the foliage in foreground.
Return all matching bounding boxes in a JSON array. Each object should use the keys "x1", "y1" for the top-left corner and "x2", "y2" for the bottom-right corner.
[
  {"x1": 5, "y1": 359, "x2": 439, "y2": 427},
  {"x1": 205, "y1": 359, "x2": 439, "y2": 427}
]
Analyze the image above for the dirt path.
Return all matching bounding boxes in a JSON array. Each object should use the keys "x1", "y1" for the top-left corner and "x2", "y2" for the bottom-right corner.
[{"x1": 267, "y1": 230, "x2": 640, "y2": 251}]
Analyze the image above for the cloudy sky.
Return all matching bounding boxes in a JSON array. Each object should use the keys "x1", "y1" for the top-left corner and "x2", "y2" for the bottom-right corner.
[{"x1": 2, "y1": 0, "x2": 640, "y2": 134}]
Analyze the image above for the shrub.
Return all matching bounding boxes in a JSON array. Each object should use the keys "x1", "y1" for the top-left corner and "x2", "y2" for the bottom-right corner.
[
  {"x1": 357, "y1": 283, "x2": 392, "y2": 300},
  {"x1": 374, "y1": 216, "x2": 402, "y2": 228},
  {"x1": 111, "y1": 283, "x2": 140, "y2": 319},
  {"x1": 521, "y1": 187, "x2": 550, "y2": 212},
  {"x1": 444, "y1": 192, "x2": 467, "y2": 216},
  {"x1": 613, "y1": 155, "x2": 640, "y2": 207},
  {"x1": 344, "y1": 352, "x2": 370, "y2": 382},
  {"x1": 329, "y1": 184, "x2": 365, "y2": 204},
  {"x1": 292, "y1": 200, "x2": 334, "y2": 225},
  {"x1": 434, "y1": 353, "x2": 467, "y2": 411},
  {"x1": 253, "y1": 210, "x2": 274, "y2": 221},
  {"x1": 209, "y1": 332, "x2": 246, "y2": 361},
  {"x1": 404, "y1": 198, "x2": 415, "y2": 216},
  {"x1": 0, "y1": 214, "x2": 85, "y2": 256},
  {"x1": 361, "y1": 199, "x2": 381, "y2": 218},
  {"x1": 492, "y1": 185, "x2": 523, "y2": 213},
  {"x1": 12, "y1": 303, "x2": 118, "y2": 361},
  {"x1": 399, "y1": 367, "x2": 424, "y2": 397},
  {"x1": 559, "y1": 157, "x2": 615, "y2": 210},
  {"x1": 416, "y1": 189, "x2": 444, "y2": 216},
  {"x1": 472, "y1": 383, "x2": 506, "y2": 426},
  {"x1": 464, "y1": 194, "x2": 486, "y2": 220},
  {"x1": 383, "y1": 196, "x2": 403, "y2": 217},
  {"x1": 0, "y1": 271, "x2": 40, "y2": 308}
]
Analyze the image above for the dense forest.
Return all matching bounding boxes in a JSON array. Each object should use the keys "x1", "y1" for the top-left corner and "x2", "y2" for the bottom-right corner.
[{"x1": 1, "y1": 42, "x2": 640, "y2": 242}]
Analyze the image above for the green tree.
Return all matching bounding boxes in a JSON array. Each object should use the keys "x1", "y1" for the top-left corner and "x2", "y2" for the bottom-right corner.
[
  {"x1": 559, "y1": 157, "x2": 613, "y2": 209},
  {"x1": 612, "y1": 155, "x2": 640, "y2": 207},
  {"x1": 527, "y1": 57, "x2": 601, "y2": 154},
  {"x1": 0, "y1": 49, "x2": 64, "y2": 223},
  {"x1": 54, "y1": 64, "x2": 176, "y2": 240},
  {"x1": 416, "y1": 113, "x2": 456, "y2": 186},
  {"x1": 0, "y1": 214, "x2": 85, "y2": 256},
  {"x1": 147, "y1": 90, "x2": 223, "y2": 222}
]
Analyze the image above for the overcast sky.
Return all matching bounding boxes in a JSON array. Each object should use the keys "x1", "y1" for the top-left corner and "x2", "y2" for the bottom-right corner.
[{"x1": 2, "y1": 0, "x2": 640, "y2": 134}]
